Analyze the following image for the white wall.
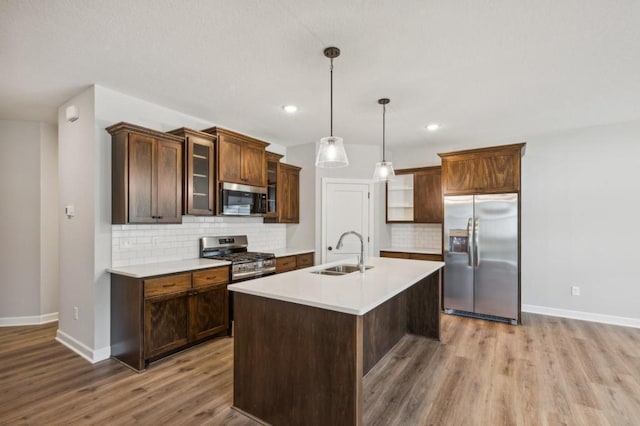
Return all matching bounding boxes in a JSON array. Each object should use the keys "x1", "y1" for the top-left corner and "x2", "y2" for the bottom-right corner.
[
  {"x1": 0, "y1": 120, "x2": 58, "y2": 324},
  {"x1": 282, "y1": 142, "x2": 391, "y2": 264},
  {"x1": 57, "y1": 88, "x2": 101, "y2": 358},
  {"x1": 40, "y1": 123, "x2": 59, "y2": 316},
  {"x1": 284, "y1": 143, "x2": 317, "y2": 252},
  {"x1": 390, "y1": 119, "x2": 640, "y2": 324},
  {"x1": 56, "y1": 85, "x2": 290, "y2": 361},
  {"x1": 316, "y1": 143, "x2": 390, "y2": 262},
  {"x1": 0, "y1": 121, "x2": 42, "y2": 318}
]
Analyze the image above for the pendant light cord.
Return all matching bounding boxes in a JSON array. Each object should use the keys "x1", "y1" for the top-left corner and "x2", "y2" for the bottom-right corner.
[
  {"x1": 330, "y1": 58, "x2": 334, "y2": 137},
  {"x1": 382, "y1": 103, "x2": 386, "y2": 161}
]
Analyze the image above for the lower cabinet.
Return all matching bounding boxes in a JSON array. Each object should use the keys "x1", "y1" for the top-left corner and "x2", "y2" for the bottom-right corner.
[
  {"x1": 275, "y1": 252, "x2": 314, "y2": 273},
  {"x1": 380, "y1": 250, "x2": 443, "y2": 262},
  {"x1": 111, "y1": 265, "x2": 230, "y2": 371}
]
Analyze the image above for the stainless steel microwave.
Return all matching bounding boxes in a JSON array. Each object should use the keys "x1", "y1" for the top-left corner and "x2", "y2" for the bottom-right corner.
[{"x1": 220, "y1": 182, "x2": 267, "y2": 216}]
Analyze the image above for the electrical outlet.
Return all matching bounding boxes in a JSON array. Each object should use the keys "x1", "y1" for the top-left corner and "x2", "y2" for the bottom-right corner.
[
  {"x1": 73, "y1": 306, "x2": 79, "y2": 320},
  {"x1": 119, "y1": 239, "x2": 132, "y2": 249},
  {"x1": 571, "y1": 286, "x2": 580, "y2": 296},
  {"x1": 152, "y1": 237, "x2": 159, "y2": 246}
]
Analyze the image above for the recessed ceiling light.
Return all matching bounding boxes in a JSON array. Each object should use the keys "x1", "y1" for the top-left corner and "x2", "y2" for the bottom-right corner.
[
  {"x1": 282, "y1": 105, "x2": 298, "y2": 114},
  {"x1": 426, "y1": 123, "x2": 440, "y2": 131}
]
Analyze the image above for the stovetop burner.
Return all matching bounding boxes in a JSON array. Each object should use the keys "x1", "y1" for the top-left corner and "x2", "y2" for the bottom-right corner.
[
  {"x1": 199, "y1": 235, "x2": 277, "y2": 282},
  {"x1": 209, "y1": 251, "x2": 276, "y2": 263}
]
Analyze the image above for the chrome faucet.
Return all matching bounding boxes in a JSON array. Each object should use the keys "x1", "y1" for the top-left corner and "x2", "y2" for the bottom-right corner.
[{"x1": 336, "y1": 231, "x2": 366, "y2": 273}]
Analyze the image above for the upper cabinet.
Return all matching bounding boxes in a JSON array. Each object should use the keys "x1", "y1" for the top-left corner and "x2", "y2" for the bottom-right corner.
[
  {"x1": 264, "y1": 152, "x2": 301, "y2": 224},
  {"x1": 167, "y1": 128, "x2": 216, "y2": 216},
  {"x1": 278, "y1": 163, "x2": 301, "y2": 223},
  {"x1": 386, "y1": 166, "x2": 442, "y2": 223},
  {"x1": 438, "y1": 143, "x2": 526, "y2": 195},
  {"x1": 201, "y1": 127, "x2": 268, "y2": 188},
  {"x1": 265, "y1": 152, "x2": 284, "y2": 220},
  {"x1": 108, "y1": 122, "x2": 183, "y2": 224}
]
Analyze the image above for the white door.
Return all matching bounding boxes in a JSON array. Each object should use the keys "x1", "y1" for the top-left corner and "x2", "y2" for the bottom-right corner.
[{"x1": 322, "y1": 179, "x2": 373, "y2": 264}]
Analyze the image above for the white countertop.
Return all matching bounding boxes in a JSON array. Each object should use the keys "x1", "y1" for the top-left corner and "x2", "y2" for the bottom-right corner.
[
  {"x1": 270, "y1": 248, "x2": 315, "y2": 257},
  {"x1": 380, "y1": 247, "x2": 442, "y2": 255},
  {"x1": 228, "y1": 256, "x2": 444, "y2": 316},
  {"x1": 108, "y1": 258, "x2": 231, "y2": 278}
]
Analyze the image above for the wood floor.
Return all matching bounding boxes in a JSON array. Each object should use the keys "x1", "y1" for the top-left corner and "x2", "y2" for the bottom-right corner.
[{"x1": 1, "y1": 313, "x2": 639, "y2": 425}]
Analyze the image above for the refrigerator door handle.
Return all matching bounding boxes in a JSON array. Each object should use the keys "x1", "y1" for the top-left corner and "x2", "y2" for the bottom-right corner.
[
  {"x1": 474, "y1": 218, "x2": 480, "y2": 267},
  {"x1": 467, "y1": 218, "x2": 473, "y2": 267}
]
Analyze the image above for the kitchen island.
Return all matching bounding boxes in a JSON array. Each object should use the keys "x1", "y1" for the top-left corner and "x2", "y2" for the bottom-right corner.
[{"x1": 228, "y1": 256, "x2": 444, "y2": 426}]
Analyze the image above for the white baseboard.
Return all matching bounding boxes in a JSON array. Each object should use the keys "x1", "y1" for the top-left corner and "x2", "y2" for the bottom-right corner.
[
  {"x1": 522, "y1": 304, "x2": 640, "y2": 329},
  {"x1": 0, "y1": 312, "x2": 59, "y2": 327},
  {"x1": 55, "y1": 329, "x2": 111, "y2": 364}
]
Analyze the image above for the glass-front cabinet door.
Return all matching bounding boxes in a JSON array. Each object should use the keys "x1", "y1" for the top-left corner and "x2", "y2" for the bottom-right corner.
[
  {"x1": 168, "y1": 128, "x2": 216, "y2": 216},
  {"x1": 265, "y1": 152, "x2": 283, "y2": 219}
]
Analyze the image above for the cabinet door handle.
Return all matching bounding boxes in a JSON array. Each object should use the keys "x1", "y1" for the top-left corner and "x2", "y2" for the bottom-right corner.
[
  {"x1": 162, "y1": 283, "x2": 176, "y2": 288},
  {"x1": 157, "y1": 216, "x2": 163, "y2": 219}
]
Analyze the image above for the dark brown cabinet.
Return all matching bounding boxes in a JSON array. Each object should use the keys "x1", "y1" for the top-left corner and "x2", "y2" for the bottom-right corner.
[
  {"x1": 278, "y1": 163, "x2": 301, "y2": 223},
  {"x1": 108, "y1": 122, "x2": 184, "y2": 224},
  {"x1": 144, "y1": 290, "x2": 190, "y2": 359},
  {"x1": 264, "y1": 154, "x2": 301, "y2": 224},
  {"x1": 111, "y1": 265, "x2": 230, "y2": 371},
  {"x1": 387, "y1": 166, "x2": 442, "y2": 223},
  {"x1": 168, "y1": 128, "x2": 216, "y2": 216},
  {"x1": 275, "y1": 252, "x2": 314, "y2": 273},
  {"x1": 265, "y1": 152, "x2": 283, "y2": 220},
  {"x1": 438, "y1": 143, "x2": 526, "y2": 195},
  {"x1": 201, "y1": 127, "x2": 269, "y2": 189},
  {"x1": 380, "y1": 251, "x2": 443, "y2": 262}
]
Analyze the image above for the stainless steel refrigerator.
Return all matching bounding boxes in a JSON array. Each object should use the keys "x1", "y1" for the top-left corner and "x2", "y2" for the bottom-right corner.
[{"x1": 443, "y1": 193, "x2": 519, "y2": 324}]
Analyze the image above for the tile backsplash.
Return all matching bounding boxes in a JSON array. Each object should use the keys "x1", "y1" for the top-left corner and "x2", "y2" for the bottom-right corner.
[
  {"x1": 112, "y1": 216, "x2": 286, "y2": 267},
  {"x1": 390, "y1": 223, "x2": 442, "y2": 250}
]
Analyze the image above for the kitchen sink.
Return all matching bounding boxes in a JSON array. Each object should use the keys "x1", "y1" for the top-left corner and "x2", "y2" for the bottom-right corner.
[{"x1": 310, "y1": 264, "x2": 373, "y2": 275}]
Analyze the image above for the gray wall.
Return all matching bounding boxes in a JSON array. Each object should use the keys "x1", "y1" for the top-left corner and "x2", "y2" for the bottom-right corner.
[
  {"x1": 0, "y1": 120, "x2": 58, "y2": 321},
  {"x1": 390, "y1": 119, "x2": 640, "y2": 322}
]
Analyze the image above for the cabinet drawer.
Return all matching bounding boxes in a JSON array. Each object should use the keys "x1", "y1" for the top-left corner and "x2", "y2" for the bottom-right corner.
[
  {"x1": 380, "y1": 251, "x2": 411, "y2": 259},
  {"x1": 144, "y1": 273, "x2": 191, "y2": 298},
  {"x1": 276, "y1": 256, "x2": 297, "y2": 273},
  {"x1": 410, "y1": 253, "x2": 443, "y2": 261},
  {"x1": 192, "y1": 267, "x2": 230, "y2": 288},
  {"x1": 296, "y1": 253, "x2": 314, "y2": 269}
]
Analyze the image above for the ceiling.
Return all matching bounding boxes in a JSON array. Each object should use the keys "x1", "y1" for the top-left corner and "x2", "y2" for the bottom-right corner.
[{"x1": 2, "y1": 0, "x2": 640, "y2": 149}]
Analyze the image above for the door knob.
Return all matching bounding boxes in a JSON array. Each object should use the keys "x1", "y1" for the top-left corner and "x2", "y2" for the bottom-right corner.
[{"x1": 328, "y1": 246, "x2": 333, "y2": 251}]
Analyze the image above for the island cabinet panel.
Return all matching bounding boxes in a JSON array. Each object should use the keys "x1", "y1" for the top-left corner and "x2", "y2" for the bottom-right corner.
[
  {"x1": 233, "y1": 293, "x2": 363, "y2": 426},
  {"x1": 439, "y1": 143, "x2": 525, "y2": 195},
  {"x1": 110, "y1": 265, "x2": 230, "y2": 371},
  {"x1": 406, "y1": 270, "x2": 441, "y2": 338},
  {"x1": 362, "y1": 292, "x2": 406, "y2": 375}
]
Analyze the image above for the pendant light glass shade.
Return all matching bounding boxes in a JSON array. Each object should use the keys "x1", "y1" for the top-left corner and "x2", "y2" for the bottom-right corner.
[
  {"x1": 316, "y1": 46, "x2": 349, "y2": 168},
  {"x1": 373, "y1": 98, "x2": 395, "y2": 182},
  {"x1": 373, "y1": 160, "x2": 395, "y2": 181},
  {"x1": 316, "y1": 136, "x2": 349, "y2": 168}
]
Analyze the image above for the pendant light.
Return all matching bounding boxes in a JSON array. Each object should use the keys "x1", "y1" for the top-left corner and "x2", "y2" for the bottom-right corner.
[
  {"x1": 372, "y1": 98, "x2": 395, "y2": 182},
  {"x1": 316, "y1": 46, "x2": 349, "y2": 168}
]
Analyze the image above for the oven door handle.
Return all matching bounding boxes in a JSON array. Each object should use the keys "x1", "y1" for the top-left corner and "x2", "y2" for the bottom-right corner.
[{"x1": 232, "y1": 267, "x2": 276, "y2": 281}]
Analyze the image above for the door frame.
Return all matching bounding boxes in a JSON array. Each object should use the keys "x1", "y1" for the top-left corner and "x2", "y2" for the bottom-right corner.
[{"x1": 321, "y1": 178, "x2": 375, "y2": 264}]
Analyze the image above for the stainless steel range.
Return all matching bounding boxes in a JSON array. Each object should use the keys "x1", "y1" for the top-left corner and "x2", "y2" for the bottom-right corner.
[{"x1": 200, "y1": 235, "x2": 276, "y2": 282}]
